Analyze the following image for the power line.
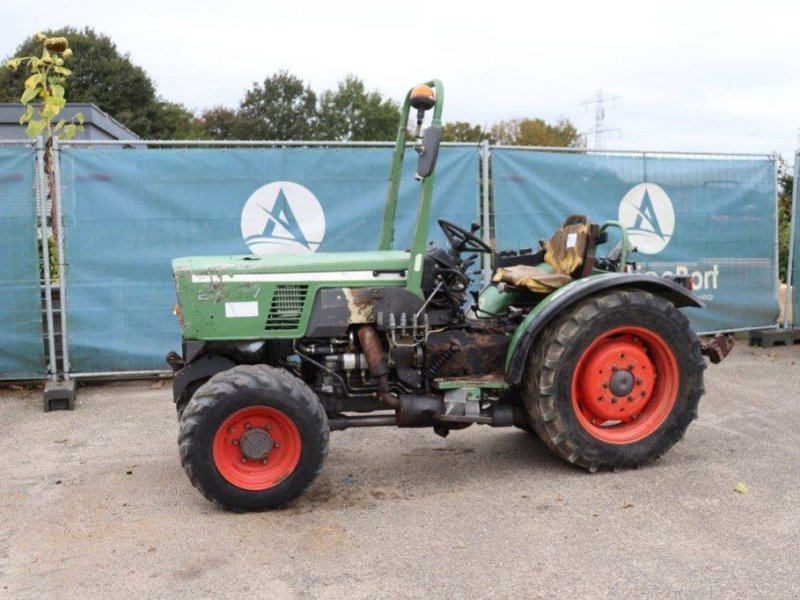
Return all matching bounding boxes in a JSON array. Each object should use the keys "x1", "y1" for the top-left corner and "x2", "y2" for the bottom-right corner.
[{"x1": 581, "y1": 90, "x2": 620, "y2": 150}]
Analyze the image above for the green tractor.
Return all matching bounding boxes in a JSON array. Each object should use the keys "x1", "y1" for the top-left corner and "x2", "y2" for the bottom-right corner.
[{"x1": 167, "y1": 81, "x2": 730, "y2": 512}]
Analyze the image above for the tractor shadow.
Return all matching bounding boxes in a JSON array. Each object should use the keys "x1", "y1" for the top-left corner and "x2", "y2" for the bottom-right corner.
[{"x1": 288, "y1": 429, "x2": 578, "y2": 513}]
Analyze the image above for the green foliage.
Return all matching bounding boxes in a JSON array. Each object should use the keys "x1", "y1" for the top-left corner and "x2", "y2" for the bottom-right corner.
[
  {"x1": 441, "y1": 118, "x2": 582, "y2": 147},
  {"x1": 0, "y1": 27, "x2": 194, "y2": 139},
  {"x1": 5, "y1": 32, "x2": 84, "y2": 140},
  {"x1": 194, "y1": 72, "x2": 399, "y2": 142},
  {"x1": 316, "y1": 75, "x2": 399, "y2": 141},
  {"x1": 145, "y1": 100, "x2": 199, "y2": 140},
  {"x1": 195, "y1": 106, "x2": 244, "y2": 140},
  {"x1": 778, "y1": 157, "x2": 794, "y2": 283},
  {"x1": 39, "y1": 234, "x2": 58, "y2": 282},
  {"x1": 237, "y1": 71, "x2": 318, "y2": 140},
  {"x1": 441, "y1": 121, "x2": 486, "y2": 143},
  {"x1": 491, "y1": 117, "x2": 584, "y2": 147}
]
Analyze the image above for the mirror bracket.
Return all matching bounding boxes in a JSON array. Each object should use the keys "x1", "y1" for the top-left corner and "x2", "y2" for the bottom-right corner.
[{"x1": 415, "y1": 126, "x2": 442, "y2": 179}]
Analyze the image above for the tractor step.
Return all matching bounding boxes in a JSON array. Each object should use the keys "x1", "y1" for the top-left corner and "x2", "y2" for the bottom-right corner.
[
  {"x1": 433, "y1": 375, "x2": 508, "y2": 390},
  {"x1": 748, "y1": 328, "x2": 800, "y2": 348}
]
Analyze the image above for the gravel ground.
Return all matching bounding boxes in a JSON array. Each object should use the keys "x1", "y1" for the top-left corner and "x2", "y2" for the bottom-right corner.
[{"x1": 1, "y1": 344, "x2": 799, "y2": 599}]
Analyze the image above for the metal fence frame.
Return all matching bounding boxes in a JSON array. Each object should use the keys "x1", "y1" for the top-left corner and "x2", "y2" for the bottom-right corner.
[
  {"x1": 785, "y1": 151, "x2": 799, "y2": 329},
  {"x1": 52, "y1": 138, "x2": 71, "y2": 379},
  {"x1": 35, "y1": 138, "x2": 57, "y2": 381},
  {"x1": 4, "y1": 139, "x2": 794, "y2": 380}
]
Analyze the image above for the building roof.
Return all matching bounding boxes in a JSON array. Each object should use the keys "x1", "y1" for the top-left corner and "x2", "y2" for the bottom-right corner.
[{"x1": 0, "y1": 103, "x2": 140, "y2": 141}]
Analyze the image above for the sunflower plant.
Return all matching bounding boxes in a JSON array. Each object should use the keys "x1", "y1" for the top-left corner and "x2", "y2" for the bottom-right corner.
[
  {"x1": 6, "y1": 32, "x2": 83, "y2": 267},
  {"x1": 5, "y1": 32, "x2": 84, "y2": 139}
]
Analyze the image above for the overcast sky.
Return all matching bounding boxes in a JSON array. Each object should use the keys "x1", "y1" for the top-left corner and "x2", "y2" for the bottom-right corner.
[{"x1": 2, "y1": 0, "x2": 798, "y2": 159}]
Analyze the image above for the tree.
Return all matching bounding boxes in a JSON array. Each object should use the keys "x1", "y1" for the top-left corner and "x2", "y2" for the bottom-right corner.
[
  {"x1": 316, "y1": 75, "x2": 399, "y2": 141},
  {"x1": 195, "y1": 106, "x2": 245, "y2": 140},
  {"x1": 441, "y1": 121, "x2": 486, "y2": 142},
  {"x1": 237, "y1": 71, "x2": 317, "y2": 140},
  {"x1": 0, "y1": 27, "x2": 193, "y2": 139},
  {"x1": 491, "y1": 117, "x2": 583, "y2": 147},
  {"x1": 146, "y1": 100, "x2": 199, "y2": 140}
]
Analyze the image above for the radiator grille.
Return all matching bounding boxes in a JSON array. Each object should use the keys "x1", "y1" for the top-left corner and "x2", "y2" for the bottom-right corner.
[{"x1": 265, "y1": 285, "x2": 308, "y2": 330}]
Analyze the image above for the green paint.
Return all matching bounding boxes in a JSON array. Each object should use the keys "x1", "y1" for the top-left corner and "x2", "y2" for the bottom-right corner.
[
  {"x1": 378, "y1": 121, "x2": 409, "y2": 251},
  {"x1": 173, "y1": 250, "x2": 411, "y2": 275},
  {"x1": 599, "y1": 220, "x2": 629, "y2": 271},
  {"x1": 377, "y1": 79, "x2": 444, "y2": 296},
  {"x1": 173, "y1": 251, "x2": 410, "y2": 340},
  {"x1": 476, "y1": 282, "x2": 532, "y2": 318},
  {"x1": 503, "y1": 274, "x2": 609, "y2": 370},
  {"x1": 434, "y1": 379, "x2": 509, "y2": 390}
]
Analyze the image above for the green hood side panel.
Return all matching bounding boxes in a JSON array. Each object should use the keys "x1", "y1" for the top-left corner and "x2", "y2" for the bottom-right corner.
[
  {"x1": 504, "y1": 275, "x2": 609, "y2": 371},
  {"x1": 173, "y1": 251, "x2": 411, "y2": 341},
  {"x1": 173, "y1": 250, "x2": 411, "y2": 275}
]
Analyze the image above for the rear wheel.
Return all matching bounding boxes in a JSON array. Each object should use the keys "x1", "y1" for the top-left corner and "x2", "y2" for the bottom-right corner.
[
  {"x1": 523, "y1": 289, "x2": 705, "y2": 471},
  {"x1": 179, "y1": 365, "x2": 329, "y2": 512},
  {"x1": 175, "y1": 379, "x2": 206, "y2": 420}
]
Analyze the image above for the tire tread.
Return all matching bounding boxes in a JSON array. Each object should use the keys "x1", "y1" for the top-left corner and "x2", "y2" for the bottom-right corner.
[
  {"x1": 178, "y1": 365, "x2": 329, "y2": 512},
  {"x1": 523, "y1": 289, "x2": 705, "y2": 471}
]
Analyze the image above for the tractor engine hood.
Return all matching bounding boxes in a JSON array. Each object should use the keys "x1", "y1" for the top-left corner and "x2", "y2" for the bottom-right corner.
[
  {"x1": 171, "y1": 251, "x2": 411, "y2": 341},
  {"x1": 173, "y1": 250, "x2": 412, "y2": 279}
]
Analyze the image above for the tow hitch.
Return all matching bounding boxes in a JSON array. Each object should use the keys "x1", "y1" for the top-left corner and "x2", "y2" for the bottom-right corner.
[{"x1": 700, "y1": 333, "x2": 735, "y2": 364}]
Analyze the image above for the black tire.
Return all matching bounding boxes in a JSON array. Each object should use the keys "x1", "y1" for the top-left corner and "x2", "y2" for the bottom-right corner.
[
  {"x1": 522, "y1": 289, "x2": 705, "y2": 472},
  {"x1": 175, "y1": 379, "x2": 206, "y2": 420},
  {"x1": 178, "y1": 365, "x2": 329, "y2": 512}
]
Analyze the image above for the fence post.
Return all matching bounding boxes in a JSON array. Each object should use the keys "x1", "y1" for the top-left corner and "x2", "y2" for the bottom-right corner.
[
  {"x1": 36, "y1": 137, "x2": 57, "y2": 381},
  {"x1": 39, "y1": 137, "x2": 76, "y2": 410},
  {"x1": 785, "y1": 150, "x2": 799, "y2": 329},
  {"x1": 52, "y1": 137, "x2": 71, "y2": 378},
  {"x1": 480, "y1": 139, "x2": 492, "y2": 287}
]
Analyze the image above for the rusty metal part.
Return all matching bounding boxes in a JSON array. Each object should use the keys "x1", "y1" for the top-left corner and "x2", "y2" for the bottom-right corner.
[
  {"x1": 358, "y1": 325, "x2": 389, "y2": 378},
  {"x1": 357, "y1": 325, "x2": 400, "y2": 409},
  {"x1": 425, "y1": 328, "x2": 509, "y2": 379},
  {"x1": 165, "y1": 351, "x2": 184, "y2": 372},
  {"x1": 700, "y1": 333, "x2": 735, "y2": 364}
]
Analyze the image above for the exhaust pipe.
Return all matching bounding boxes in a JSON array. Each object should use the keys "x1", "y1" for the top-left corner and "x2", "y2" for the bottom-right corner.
[{"x1": 357, "y1": 325, "x2": 400, "y2": 410}]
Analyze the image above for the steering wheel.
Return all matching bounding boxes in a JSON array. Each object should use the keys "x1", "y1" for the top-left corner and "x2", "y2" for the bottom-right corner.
[{"x1": 438, "y1": 219, "x2": 492, "y2": 254}]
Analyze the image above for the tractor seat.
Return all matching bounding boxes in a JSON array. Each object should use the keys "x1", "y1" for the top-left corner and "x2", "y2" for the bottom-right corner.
[{"x1": 492, "y1": 215, "x2": 598, "y2": 293}]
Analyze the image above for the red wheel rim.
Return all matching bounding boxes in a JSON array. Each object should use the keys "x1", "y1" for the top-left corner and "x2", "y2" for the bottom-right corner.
[
  {"x1": 571, "y1": 326, "x2": 679, "y2": 444},
  {"x1": 212, "y1": 406, "x2": 302, "y2": 491}
]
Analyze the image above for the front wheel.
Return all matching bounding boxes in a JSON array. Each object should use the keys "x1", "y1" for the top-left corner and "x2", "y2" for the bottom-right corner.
[
  {"x1": 178, "y1": 365, "x2": 329, "y2": 512},
  {"x1": 523, "y1": 289, "x2": 706, "y2": 471}
]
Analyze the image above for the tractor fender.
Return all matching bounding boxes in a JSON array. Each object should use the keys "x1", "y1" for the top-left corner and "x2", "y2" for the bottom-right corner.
[
  {"x1": 504, "y1": 273, "x2": 704, "y2": 386},
  {"x1": 172, "y1": 352, "x2": 236, "y2": 404}
]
